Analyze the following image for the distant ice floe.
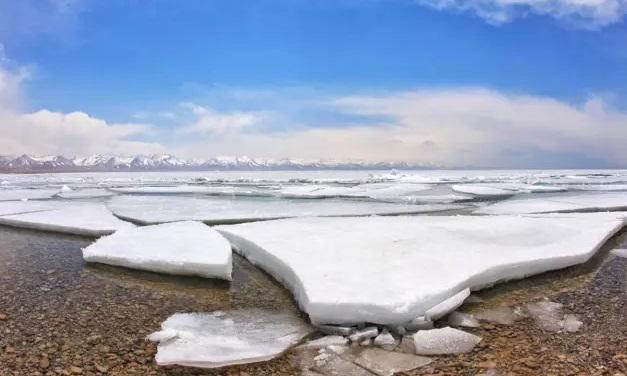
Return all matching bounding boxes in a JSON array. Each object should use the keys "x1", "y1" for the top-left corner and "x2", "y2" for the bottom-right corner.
[
  {"x1": 148, "y1": 310, "x2": 312, "y2": 368},
  {"x1": 217, "y1": 213, "x2": 626, "y2": 325},
  {"x1": 451, "y1": 185, "x2": 515, "y2": 197},
  {"x1": 109, "y1": 185, "x2": 274, "y2": 197},
  {"x1": 107, "y1": 195, "x2": 458, "y2": 225},
  {"x1": 476, "y1": 192, "x2": 627, "y2": 215},
  {"x1": 0, "y1": 188, "x2": 60, "y2": 201},
  {"x1": 278, "y1": 183, "x2": 432, "y2": 200},
  {"x1": 56, "y1": 188, "x2": 116, "y2": 199},
  {"x1": 82, "y1": 221, "x2": 232, "y2": 279},
  {"x1": 0, "y1": 201, "x2": 134, "y2": 236}
]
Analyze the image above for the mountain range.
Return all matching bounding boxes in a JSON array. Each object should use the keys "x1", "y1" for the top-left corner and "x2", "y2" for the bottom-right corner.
[{"x1": 0, "y1": 154, "x2": 434, "y2": 173}]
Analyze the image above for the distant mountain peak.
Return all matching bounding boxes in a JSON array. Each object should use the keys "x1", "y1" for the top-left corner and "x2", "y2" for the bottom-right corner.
[{"x1": 0, "y1": 153, "x2": 438, "y2": 172}]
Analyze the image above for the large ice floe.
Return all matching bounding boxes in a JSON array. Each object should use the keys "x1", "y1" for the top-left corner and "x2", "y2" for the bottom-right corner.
[
  {"x1": 55, "y1": 188, "x2": 115, "y2": 199},
  {"x1": 148, "y1": 310, "x2": 313, "y2": 368},
  {"x1": 0, "y1": 201, "x2": 134, "y2": 236},
  {"x1": 107, "y1": 195, "x2": 456, "y2": 225},
  {"x1": 451, "y1": 185, "x2": 515, "y2": 197},
  {"x1": 476, "y1": 192, "x2": 627, "y2": 215},
  {"x1": 217, "y1": 213, "x2": 626, "y2": 325},
  {"x1": 82, "y1": 221, "x2": 232, "y2": 279}
]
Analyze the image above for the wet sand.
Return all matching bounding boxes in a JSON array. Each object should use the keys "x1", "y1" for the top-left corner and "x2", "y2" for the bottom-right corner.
[{"x1": 0, "y1": 225, "x2": 626, "y2": 375}]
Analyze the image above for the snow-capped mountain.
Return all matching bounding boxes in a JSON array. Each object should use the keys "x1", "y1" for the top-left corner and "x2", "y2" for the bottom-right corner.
[{"x1": 0, "y1": 154, "x2": 431, "y2": 172}]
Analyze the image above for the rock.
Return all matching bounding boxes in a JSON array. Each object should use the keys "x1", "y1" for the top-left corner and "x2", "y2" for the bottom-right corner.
[
  {"x1": 465, "y1": 295, "x2": 485, "y2": 304},
  {"x1": 359, "y1": 338, "x2": 373, "y2": 347},
  {"x1": 561, "y1": 314, "x2": 583, "y2": 333},
  {"x1": 373, "y1": 331, "x2": 396, "y2": 350},
  {"x1": 348, "y1": 327, "x2": 379, "y2": 343},
  {"x1": 412, "y1": 327, "x2": 481, "y2": 355},
  {"x1": 70, "y1": 366, "x2": 83, "y2": 374},
  {"x1": 94, "y1": 364, "x2": 108, "y2": 373},
  {"x1": 298, "y1": 335, "x2": 349, "y2": 350},
  {"x1": 404, "y1": 316, "x2": 434, "y2": 331},
  {"x1": 0, "y1": 313, "x2": 7, "y2": 321},
  {"x1": 353, "y1": 348, "x2": 432, "y2": 376},
  {"x1": 39, "y1": 356, "x2": 50, "y2": 369},
  {"x1": 315, "y1": 324, "x2": 354, "y2": 337},
  {"x1": 4, "y1": 346, "x2": 15, "y2": 354},
  {"x1": 476, "y1": 306, "x2": 521, "y2": 325},
  {"x1": 309, "y1": 348, "x2": 372, "y2": 376},
  {"x1": 447, "y1": 312, "x2": 480, "y2": 328}
]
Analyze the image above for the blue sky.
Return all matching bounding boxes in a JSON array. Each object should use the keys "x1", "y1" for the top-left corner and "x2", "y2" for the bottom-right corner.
[{"x1": 1, "y1": 0, "x2": 626, "y2": 167}]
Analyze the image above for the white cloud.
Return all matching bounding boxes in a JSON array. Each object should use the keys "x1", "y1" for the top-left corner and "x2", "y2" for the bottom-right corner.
[
  {"x1": 180, "y1": 102, "x2": 269, "y2": 135},
  {"x1": 0, "y1": 62, "x2": 165, "y2": 157},
  {"x1": 415, "y1": 0, "x2": 627, "y2": 29},
  {"x1": 175, "y1": 88, "x2": 627, "y2": 168}
]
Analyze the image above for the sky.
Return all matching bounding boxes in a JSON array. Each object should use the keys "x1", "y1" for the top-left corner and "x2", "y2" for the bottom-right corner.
[{"x1": 0, "y1": 0, "x2": 626, "y2": 168}]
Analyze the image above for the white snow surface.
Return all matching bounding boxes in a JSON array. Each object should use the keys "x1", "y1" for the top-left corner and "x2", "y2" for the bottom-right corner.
[
  {"x1": 148, "y1": 310, "x2": 312, "y2": 368},
  {"x1": 107, "y1": 195, "x2": 456, "y2": 225},
  {"x1": 476, "y1": 192, "x2": 627, "y2": 215},
  {"x1": 82, "y1": 221, "x2": 232, "y2": 279},
  {"x1": 217, "y1": 213, "x2": 626, "y2": 325},
  {"x1": 0, "y1": 201, "x2": 134, "y2": 236}
]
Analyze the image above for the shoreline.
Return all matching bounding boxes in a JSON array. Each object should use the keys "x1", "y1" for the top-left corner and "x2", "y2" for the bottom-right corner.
[{"x1": 0, "y1": 225, "x2": 625, "y2": 375}]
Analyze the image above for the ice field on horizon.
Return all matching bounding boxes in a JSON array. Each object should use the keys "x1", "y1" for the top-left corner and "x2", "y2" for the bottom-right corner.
[
  {"x1": 82, "y1": 221, "x2": 232, "y2": 279},
  {"x1": 107, "y1": 195, "x2": 458, "y2": 225},
  {"x1": 476, "y1": 192, "x2": 627, "y2": 215},
  {"x1": 217, "y1": 212, "x2": 626, "y2": 325}
]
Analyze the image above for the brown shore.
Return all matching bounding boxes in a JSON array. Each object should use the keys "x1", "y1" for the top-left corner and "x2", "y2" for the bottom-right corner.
[{"x1": 0, "y1": 225, "x2": 625, "y2": 376}]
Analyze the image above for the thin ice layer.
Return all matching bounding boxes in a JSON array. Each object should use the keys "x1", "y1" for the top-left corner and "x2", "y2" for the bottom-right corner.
[
  {"x1": 476, "y1": 192, "x2": 627, "y2": 215},
  {"x1": 0, "y1": 202, "x2": 134, "y2": 236},
  {"x1": 217, "y1": 213, "x2": 625, "y2": 325},
  {"x1": 148, "y1": 310, "x2": 312, "y2": 368},
  {"x1": 0, "y1": 200, "x2": 58, "y2": 216},
  {"x1": 82, "y1": 221, "x2": 232, "y2": 280},
  {"x1": 107, "y1": 195, "x2": 456, "y2": 225},
  {"x1": 0, "y1": 188, "x2": 60, "y2": 201},
  {"x1": 451, "y1": 185, "x2": 514, "y2": 197}
]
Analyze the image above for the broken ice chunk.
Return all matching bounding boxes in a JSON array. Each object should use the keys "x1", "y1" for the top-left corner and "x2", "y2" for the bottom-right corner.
[
  {"x1": 524, "y1": 301, "x2": 564, "y2": 332},
  {"x1": 298, "y1": 336, "x2": 349, "y2": 350},
  {"x1": 148, "y1": 310, "x2": 312, "y2": 368},
  {"x1": 353, "y1": 348, "x2": 432, "y2": 376},
  {"x1": 412, "y1": 327, "x2": 481, "y2": 355},
  {"x1": 373, "y1": 330, "x2": 396, "y2": 350},
  {"x1": 476, "y1": 306, "x2": 522, "y2": 325},
  {"x1": 561, "y1": 314, "x2": 583, "y2": 333},
  {"x1": 424, "y1": 288, "x2": 470, "y2": 321},
  {"x1": 404, "y1": 316, "x2": 434, "y2": 331},
  {"x1": 82, "y1": 221, "x2": 233, "y2": 280},
  {"x1": 315, "y1": 324, "x2": 354, "y2": 336},
  {"x1": 447, "y1": 312, "x2": 480, "y2": 328},
  {"x1": 612, "y1": 248, "x2": 627, "y2": 258},
  {"x1": 348, "y1": 327, "x2": 379, "y2": 343}
]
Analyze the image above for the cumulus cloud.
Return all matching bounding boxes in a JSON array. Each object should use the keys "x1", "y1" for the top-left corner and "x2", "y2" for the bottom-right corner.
[
  {"x1": 415, "y1": 0, "x2": 627, "y2": 29},
  {"x1": 175, "y1": 88, "x2": 627, "y2": 168},
  {"x1": 0, "y1": 61, "x2": 165, "y2": 157}
]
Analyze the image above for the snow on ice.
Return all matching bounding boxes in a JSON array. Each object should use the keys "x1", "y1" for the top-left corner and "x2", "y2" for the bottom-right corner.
[
  {"x1": 217, "y1": 213, "x2": 625, "y2": 325},
  {"x1": 82, "y1": 221, "x2": 232, "y2": 280}
]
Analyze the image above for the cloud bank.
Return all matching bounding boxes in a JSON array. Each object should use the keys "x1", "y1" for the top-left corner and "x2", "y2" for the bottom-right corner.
[
  {"x1": 415, "y1": 0, "x2": 627, "y2": 29},
  {"x1": 2, "y1": 54, "x2": 627, "y2": 168}
]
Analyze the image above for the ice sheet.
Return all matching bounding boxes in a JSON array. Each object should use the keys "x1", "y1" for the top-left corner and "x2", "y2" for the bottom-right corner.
[
  {"x1": 107, "y1": 195, "x2": 457, "y2": 225},
  {"x1": 451, "y1": 185, "x2": 515, "y2": 197},
  {"x1": 0, "y1": 202, "x2": 134, "y2": 236},
  {"x1": 476, "y1": 192, "x2": 627, "y2": 214},
  {"x1": 56, "y1": 188, "x2": 115, "y2": 199},
  {"x1": 82, "y1": 221, "x2": 232, "y2": 279},
  {"x1": 0, "y1": 188, "x2": 60, "y2": 201},
  {"x1": 148, "y1": 310, "x2": 312, "y2": 368},
  {"x1": 217, "y1": 213, "x2": 625, "y2": 325}
]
